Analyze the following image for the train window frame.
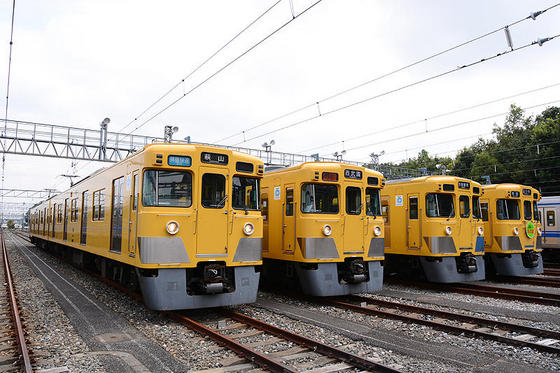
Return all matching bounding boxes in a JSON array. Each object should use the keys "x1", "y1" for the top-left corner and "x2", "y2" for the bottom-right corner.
[
  {"x1": 201, "y1": 173, "x2": 226, "y2": 209},
  {"x1": 533, "y1": 201, "x2": 540, "y2": 222},
  {"x1": 92, "y1": 189, "x2": 106, "y2": 221},
  {"x1": 286, "y1": 188, "x2": 294, "y2": 216},
  {"x1": 425, "y1": 193, "x2": 455, "y2": 218},
  {"x1": 459, "y1": 195, "x2": 470, "y2": 218},
  {"x1": 142, "y1": 169, "x2": 193, "y2": 208},
  {"x1": 523, "y1": 200, "x2": 532, "y2": 220},
  {"x1": 70, "y1": 198, "x2": 79, "y2": 222},
  {"x1": 232, "y1": 175, "x2": 260, "y2": 211},
  {"x1": 496, "y1": 199, "x2": 520, "y2": 220},
  {"x1": 345, "y1": 186, "x2": 362, "y2": 215},
  {"x1": 547, "y1": 210, "x2": 556, "y2": 227},
  {"x1": 480, "y1": 202, "x2": 489, "y2": 221},
  {"x1": 472, "y1": 196, "x2": 482, "y2": 219},
  {"x1": 366, "y1": 188, "x2": 382, "y2": 217},
  {"x1": 409, "y1": 196, "x2": 418, "y2": 220},
  {"x1": 300, "y1": 183, "x2": 339, "y2": 214}
]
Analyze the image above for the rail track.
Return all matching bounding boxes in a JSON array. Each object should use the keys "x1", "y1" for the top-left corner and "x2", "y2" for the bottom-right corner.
[
  {"x1": 493, "y1": 275, "x2": 560, "y2": 288},
  {"x1": 318, "y1": 295, "x2": 560, "y2": 355},
  {"x1": 543, "y1": 268, "x2": 560, "y2": 277},
  {"x1": 12, "y1": 231, "x2": 399, "y2": 373},
  {"x1": 386, "y1": 278, "x2": 560, "y2": 307},
  {"x1": 0, "y1": 231, "x2": 33, "y2": 372}
]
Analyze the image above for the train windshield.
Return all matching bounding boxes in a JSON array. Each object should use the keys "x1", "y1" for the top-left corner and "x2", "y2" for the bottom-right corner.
[
  {"x1": 426, "y1": 193, "x2": 454, "y2": 218},
  {"x1": 523, "y1": 201, "x2": 532, "y2": 220},
  {"x1": 496, "y1": 199, "x2": 520, "y2": 220},
  {"x1": 366, "y1": 188, "x2": 381, "y2": 216},
  {"x1": 533, "y1": 201, "x2": 540, "y2": 222},
  {"x1": 232, "y1": 176, "x2": 260, "y2": 210},
  {"x1": 301, "y1": 183, "x2": 338, "y2": 214},
  {"x1": 472, "y1": 196, "x2": 482, "y2": 219},
  {"x1": 459, "y1": 195, "x2": 470, "y2": 218},
  {"x1": 143, "y1": 170, "x2": 192, "y2": 207}
]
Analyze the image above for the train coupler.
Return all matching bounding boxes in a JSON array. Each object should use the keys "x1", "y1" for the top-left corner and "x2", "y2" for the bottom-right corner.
[
  {"x1": 455, "y1": 252, "x2": 477, "y2": 273},
  {"x1": 339, "y1": 257, "x2": 368, "y2": 284},
  {"x1": 521, "y1": 250, "x2": 539, "y2": 268},
  {"x1": 187, "y1": 262, "x2": 235, "y2": 295}
]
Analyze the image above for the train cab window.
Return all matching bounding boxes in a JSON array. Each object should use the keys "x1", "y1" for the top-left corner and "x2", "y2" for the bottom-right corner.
[
  {"x1": 143, "y1": 170, "x2": 192, "y2": 207},
  {"x1": 346, "y1": 187, "x2": 362, "y2": 215},
  {"x1": 409, "y1": 196, "x2": 418, "y2": 220},
  {"x1": 459, "y1": 195, "x2": 470, "y2": 218},
  {"x1": 201, "y1": 173, "x2": 226, "y2": 209},
  {"x1": 532, "y1": 201, "x2": 539, "y2": 222},
  {"x1": 232, "y1": 176, "x2": 260, "y2": 210},
  {"x1": 472, "y1": 196, "x2": 482, "y2": 219},
  {"x1": 523, "y1": 201, "x2": 532, "y2": 220},
  {"x1": 480, "y1": 202, "x2": 489, "y2": 221},
  {"x1": 301, "y1": 183, "x2": 338, "y2": 214},
  {"x1": 286, "y1": 188, "x2": 294, "y2": 216},
  {"x1": 425, "y1": 193, "x2": 454, "y2": 218},
  {"x1": 496, "y1": 199, "x2": 520, "y2": 220},
  {"x1": 547, "y1": 211, "x2": 556, "y2": 227},
  {"x1": 366, "y1": 188, "x2": 381, "y2": 216},
  {"x1": 132, "y1": 174, "x2": 138, "y2": 211}
]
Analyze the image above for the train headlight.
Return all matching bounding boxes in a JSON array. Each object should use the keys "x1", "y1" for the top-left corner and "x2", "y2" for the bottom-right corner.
[
  {"x1": 445, "y1": 226, "x2": 452, "y2": 235},
  {"x1": 166, "y1": 220, "x2": 180, "y2": 235},
  {"x1": 478, "y1": 226, "x2": 484, "y2": 236},
  {"x1": 243, "y1": 223, "x2": 255, "y2": 236},
  {"x1": 373, "y1": 225, "x2": 382, "y2": 236},
  {"x1": 322, "y1": 224, "x2": 332, "y2": 236},
  {"x1": 513, "y1": 227, "x2": 519, "y2": 235}
]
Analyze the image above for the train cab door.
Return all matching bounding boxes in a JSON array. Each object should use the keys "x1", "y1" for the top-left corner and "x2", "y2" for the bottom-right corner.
[
  {"x1": 128, "y1": 171, "x2": 139, "y2": 256},
  {"x1": 110, "y1": 177, "x2": 125, "y2": 253},
  {"x1": 480, "y1": 200, "x2": 491, "y2": 248},
  {"x1": 197, "y1": 169, "x2": 228, "y2": 256},
  {"x1": 344, "y1": 186, "x2": 365, "y2": 253},
  {"x1": 407, "y1": 195, "x2": 420, "y2": 249},
  {"x1": 282, "y1": 185, "x2": 295, "y2": 254}
]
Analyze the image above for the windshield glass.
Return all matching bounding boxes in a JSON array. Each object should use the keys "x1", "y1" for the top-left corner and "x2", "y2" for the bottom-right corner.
[
  {"x1": 523, "y1": 200, "x2": 532, "y2": 220},
  {"x1": 426, "y1": 193, "x2": 455, "y2": 218},
  {"x1": 459, "y1": 195, "x2": 470, "y2": 218},
  {"x1": 533, "y1": 201, "x2": 540, "y2": 222},
  {"x1": 472, "y1": 196, "x2": 481, "y2": 219},
  {"x1": 366, "y1": 188, "x2": 381, "y2": 216},
  {"x1": 232, "y1": 176, "x2": 260, "y2": 210},
  {"x1": 496, "y1": 199, "x2": 520, "y2": 220},
  {"x1": 143, "y1": 170, "x2": 192, "y2": 207},
  {"x1": 301, "y1": 183, "x2": 338, "y2": 214},
  {"x1": 346, "y1": 187, "x2": 362, "y2": 215}
]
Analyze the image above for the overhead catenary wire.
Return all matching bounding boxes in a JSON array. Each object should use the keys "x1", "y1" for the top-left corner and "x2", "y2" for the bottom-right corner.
[
  {"x1": 124, "y1": 0, "x2": 324, "y2": 138},
  {"x1": 235, "y1": 35, "x2": 560, "y2": 146},
  {"x1": 119, "y1": 0, "x2": 283, "y2": 133},
  {"x1": 300, "y1": 81, "x2": 560, "y2": 153},
  {"x1": 218, "y1": 3, "x2": 560, "y2": 144}
]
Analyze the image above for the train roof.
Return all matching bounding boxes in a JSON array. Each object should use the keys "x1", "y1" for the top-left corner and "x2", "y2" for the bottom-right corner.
[
  {"x1": 386, "y1": 175, "x2": 481, "y2": 186},
  {"x1": 263, "y1": 161, "x2": 384, "y2": 178}
]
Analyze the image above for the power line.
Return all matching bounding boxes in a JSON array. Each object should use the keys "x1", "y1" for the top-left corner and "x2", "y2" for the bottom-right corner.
[
  {"x1": 125, "y1": 0, "x2": 324, "y2": 137},
  {"x1": 466, "y1": 164, "x2": 560, "y2": 179},
  {"x1": 300, "y1": 81, "x2": 560, "y2": 153},
  {"x1": 120, "y1": 0, "x2": 283, "y2": 133},
  {"x1": 219, "y1": 3, "x2": 560, "y2": 144},
  {"x1": 235, "y1": 34, "x2": 560, "y2": 146},
  {"x1": 450, "y1": 155, "x2": 560, "y2": 174},
  {"x1": 344, "y1": 99, "x2": 560, "y2": 153}
]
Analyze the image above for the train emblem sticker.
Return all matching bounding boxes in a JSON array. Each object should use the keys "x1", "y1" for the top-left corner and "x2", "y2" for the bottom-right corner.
[
  {"x1": 395, "y1": 195, "x2": 403, "y2": 206},
  {"x1": 525, "y1": 221, "x2": 535, "y2": 238},
  {"x1": 274, "y1": 186, "x2": 281, "y2": 200}
]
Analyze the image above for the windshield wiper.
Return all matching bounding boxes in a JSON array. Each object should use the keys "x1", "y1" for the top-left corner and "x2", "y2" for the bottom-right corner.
[{"x1": 217, "y1": 194, "x2": 228, "y2": 208}]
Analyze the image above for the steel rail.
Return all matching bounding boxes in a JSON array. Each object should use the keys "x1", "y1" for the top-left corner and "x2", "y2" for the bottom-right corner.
[
  {"x1": 543, "y1": 269, "x2": 560, "y2": 276},
  {"x1": 220, "y1": 308, "x2": 399, "y2": 373},
  {"x1": 494, "y1": 275, "x2": 560, "y2": 288},
  {"x1": 1, "y1": 231, "x2": 33, "y2": 372},
  {"x1": 322, "y1": 297, "x2": 560, "y2": 354}
]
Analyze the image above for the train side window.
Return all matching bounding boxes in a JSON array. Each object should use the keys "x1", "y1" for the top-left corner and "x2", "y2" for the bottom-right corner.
[
  {"x1": 201, "y1": 173, "x2": 226, "y2": 208},
  {"x1": 346, "y1": 187, "x2": 362, "y2": 215},
  {"x1": 133, "y1": 174, "x2": 138, "y2": 210},
  {"x1": 480, "y1": 202, "x2": 489, "y2": 221},
  {"x1": 261, "y1": 193, "x2": 268, "y2": 221},
  {"x1": 547, "y1": 211, "x2": 556, "y2": 227},
  {"x1": 71, "y1": 198, "x2": 78, "y2": 222},
  {"x1": 459, "y1": 195, "x2": 470, "y2": 218},
  {"x1": 381, "y1": 198, "x2": 389, "y2": 223},
  {"x1": 523, "y1": 201, "x2": 532, "y2": 220},
  {"x1": 409, "y1": 196, "x2": 418, "y2": 220},
  {"x1": 285, "y1": 188, "x2": 294, "y2": 216},
  {"x1": 93, "y1": 189, "x2": 105, "y2": 220}
]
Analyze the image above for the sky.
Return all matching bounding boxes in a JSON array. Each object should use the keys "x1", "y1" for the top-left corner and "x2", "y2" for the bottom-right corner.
[{"x1": 1, "y1": 0, "x2": 559, "y2": 215}]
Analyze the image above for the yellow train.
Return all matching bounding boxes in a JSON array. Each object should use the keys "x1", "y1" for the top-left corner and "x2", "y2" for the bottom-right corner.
[
  {"x1": 381, "y1": 176, "x2": 485, "y2": 282},
  {"x1": 29, "y1": 144, "x2": 264, "y2": 310},
  {"x1": 261, "y1": 162, "x2": 385, "y2": 296},
  {"x1": 480, "y1": 184, "x2": 543, "y2": 276}
]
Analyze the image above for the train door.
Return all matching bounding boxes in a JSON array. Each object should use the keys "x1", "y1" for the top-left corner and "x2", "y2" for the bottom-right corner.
[
  {"x1": 282, "y1": 185, "x2": 295, "y2": 254},
  {"x1": 197, "y1": 169, "x2": 228, "y2": 256},
  {"x1": 128, "y1": 172, "x2": 139, "y2": 256},
  {"x1": 110, "y1": 177, "x2": 125, "y2": 253},
  {"x1": 51, "y1": 205, "x2": 55, "y2": 237},
  {"x1": 480, "y1": 200, "x2": 491, "y2": 248},
  {"x1": 344, "y1": 186, "x2": 364, "y2": 253},
  {"x1": 407, "y1": 195, "x2": 420, "y2": 249},
  {"x1": 63, "y1": 199, "x2": 68, "y2": 240},
  {"x1": 381, "y1": 196, "x2": 391, "y2": 248},
  {"x1": 458, "y1": 195, "x2": 473, "y2": 248},
  {"x1": 80, "y1": 191, "x2": 88, "y2": 245},
  {"x1": 261, "y1": 188, "x2": 269, "y2": 253}
]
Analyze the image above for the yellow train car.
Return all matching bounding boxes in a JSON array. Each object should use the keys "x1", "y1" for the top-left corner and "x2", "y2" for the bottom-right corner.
[
  {"x1": 261, "y1": 162, "x2": 385, "y2": 296},
  {"x1": 480, "y1": 184, "x2": 543, "y2": 276},
  {"x1": 29, "y1": 144, "x2": 264, "y2": 310},
  {"x1": 381, "y1": 176, "x2": 485, "y2": 283}
]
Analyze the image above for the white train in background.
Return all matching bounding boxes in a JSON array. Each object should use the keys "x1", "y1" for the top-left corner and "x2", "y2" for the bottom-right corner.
[{"x1": 538, "y1": 196, "x2": 560, "y2": 254}]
